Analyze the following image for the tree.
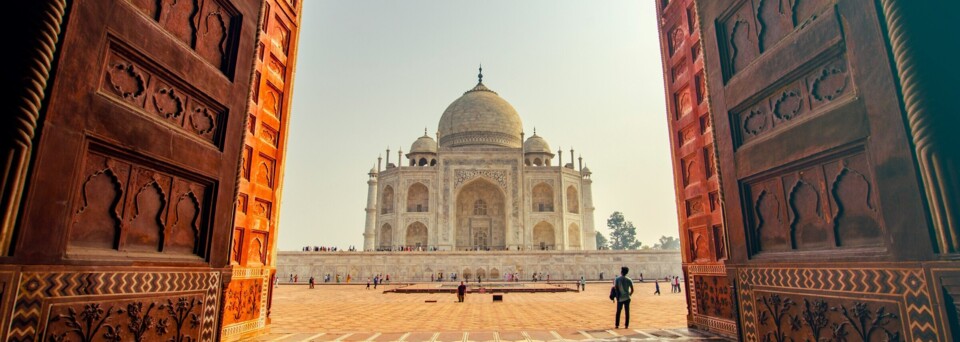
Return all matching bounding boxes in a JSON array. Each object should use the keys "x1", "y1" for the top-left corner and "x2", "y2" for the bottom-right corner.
[
  {"x1": 653, "y1": 235, "x2": 680, "y2": 250},
  {"x1": 607, "y1": 211, "x2": 641, "y2": 250},
  {"x1": 595, "y1": 232, "x2": 609, "y2": 250}
]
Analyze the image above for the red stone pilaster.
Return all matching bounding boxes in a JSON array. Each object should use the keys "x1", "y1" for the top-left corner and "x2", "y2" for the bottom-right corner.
[
  {"x1": 222, "y1": 0, "x2": 302, "y2": 340},
  {"x1": 654, "y1": 0, "x2": 736, "y2": 338}
]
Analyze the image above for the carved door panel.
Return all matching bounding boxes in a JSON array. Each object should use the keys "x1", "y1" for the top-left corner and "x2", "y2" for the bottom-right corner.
[
  {"x1": 700, "y1": 1, "x2": 944, "y2": 340},
  {"x1": 700, "y1": 0, "x2": 930, "y2": 263},
  {"x1": 5, "y1": 1, "x2": 258, "y2": 341}
]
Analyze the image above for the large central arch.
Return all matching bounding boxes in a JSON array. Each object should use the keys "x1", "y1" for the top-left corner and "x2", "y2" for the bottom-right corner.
[{"x1": 455, "y1": 178, "x2": 507, "y2": 250}]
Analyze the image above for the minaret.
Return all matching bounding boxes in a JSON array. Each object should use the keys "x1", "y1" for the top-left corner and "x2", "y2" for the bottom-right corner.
[
  {"x1": 581, "y1": 164, "x2": 597, "y2": 250},
  {"x1": 363, "y1": 166, "x2": 379, "y2": 251}
]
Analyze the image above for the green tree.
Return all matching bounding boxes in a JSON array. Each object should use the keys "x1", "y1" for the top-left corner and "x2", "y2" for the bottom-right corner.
[
  {"x1": 595, "y1": 232, "x2": 609, "y2": 250},
  {"x1": 653, "y1": 235, "x2": 681, "y2": 250},
  {"x1": 607, "y1": 211, "x2": 641, "y2": 250}
]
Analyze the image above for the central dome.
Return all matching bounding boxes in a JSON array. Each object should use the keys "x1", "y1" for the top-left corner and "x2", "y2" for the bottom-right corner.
[{"x1": 437, "y1": 82, "x2": 523, "y2": 148}]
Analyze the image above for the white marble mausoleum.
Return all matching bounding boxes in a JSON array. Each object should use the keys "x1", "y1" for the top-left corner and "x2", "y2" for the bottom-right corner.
[{"x1": 363, "y1": 69, "x2": 597, "y2": 252}]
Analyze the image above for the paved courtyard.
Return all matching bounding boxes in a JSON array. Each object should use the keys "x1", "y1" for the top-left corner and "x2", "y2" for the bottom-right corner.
[{"x1": 252, "y1": 281, "x2": 726, "y2": 341}]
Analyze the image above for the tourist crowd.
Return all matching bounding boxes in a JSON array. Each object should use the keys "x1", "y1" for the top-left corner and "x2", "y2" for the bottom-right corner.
[{"x1": 301, "y1": 245, "x2": 358, "y2": 252}]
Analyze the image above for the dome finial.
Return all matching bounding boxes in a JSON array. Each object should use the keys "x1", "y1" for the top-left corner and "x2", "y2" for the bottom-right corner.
[
  {"x1": 478, "y1": 64, "x2": 483, "y2": 84},
  {"x1": 533, "y1": 127, "x2": 536, "y2": 135},
  {"x1": 424, "y1": 127, "x2": 428, "y2": 136}
]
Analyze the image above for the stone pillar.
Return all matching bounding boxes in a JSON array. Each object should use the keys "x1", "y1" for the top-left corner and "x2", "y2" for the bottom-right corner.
[
  {"x1": 880, "y1": 0, "x2": 960, "y2": 254},
  {"x1": 363, "y1": 170, "x2": 378, "y2": 251},
  {"x1": 581, "y1": 172, "x2": 597, "y2": 250}
]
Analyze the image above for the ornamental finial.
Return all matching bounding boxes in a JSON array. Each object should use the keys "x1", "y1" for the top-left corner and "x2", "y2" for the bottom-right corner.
[{"x1": 478, "y1": 64, "x2": 483, "y2": 84}]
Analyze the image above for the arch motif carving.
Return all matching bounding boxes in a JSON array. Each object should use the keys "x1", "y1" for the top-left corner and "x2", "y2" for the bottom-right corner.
[{"x1": 454, "y1": 169, "x2": 507, "y2": 190}]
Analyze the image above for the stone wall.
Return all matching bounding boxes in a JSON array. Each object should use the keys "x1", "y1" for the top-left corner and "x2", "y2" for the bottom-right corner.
[{"x1": 277, "y1": 250, "x2": 681, "y2": 282}]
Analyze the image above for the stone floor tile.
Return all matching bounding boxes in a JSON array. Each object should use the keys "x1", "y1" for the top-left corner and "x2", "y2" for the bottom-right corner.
[
  {"x1": 464, "y1": 331, "x2": 496, "y2": 342},
  {"x1": 497, "y1": 331, "x2": 526, "y2": 341},
  {"x1": 551, "y1": 329, "x2": 588, "y2": 341},
  {"x1": 580, "y1": 329, "x2": 615, "y2": 339},
  {"x1": 646, "y1": 329, "x2": 683, "y2": 339},
  {"x1": 310, "y1": 333, "x2": 352, "y2": 341},
  {"x1": 522, "y1": 331, "x2": 555, "y2": 342},
  {"x1": 403, "y1": 332, "x2": 438, "y2": 341},
  {"x1": 434, "y1": 332, "x2": 466, "y2": 342},
  {"x1": 371, "y1": 332, "x2": 407, "y2": 341}
]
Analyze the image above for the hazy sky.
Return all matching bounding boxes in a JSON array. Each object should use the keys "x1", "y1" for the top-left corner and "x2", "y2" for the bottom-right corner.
[{"x1": 277, "y1": 0, "x2": 676, "y2": 251}]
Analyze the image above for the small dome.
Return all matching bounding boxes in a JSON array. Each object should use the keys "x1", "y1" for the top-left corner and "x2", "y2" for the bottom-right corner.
[
  {"x1": 437, "y1": 82, "x2": 523, "y2": 148},
  {"x1": 410, "y1": 133, "x2": 438, "y2": 154},
  {"x1": 523, "y1": 133, "x2": 552, "y2": 154},
  {"x1": 369, "y1": 167, "x2": 378, "y2": 174},
  {"x1": 581, "y1": 166, "x2": 591, "y2": 175}
]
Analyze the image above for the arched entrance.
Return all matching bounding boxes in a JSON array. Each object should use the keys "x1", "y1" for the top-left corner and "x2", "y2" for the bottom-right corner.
[
  {"x1": 455, "y1": 178, "x2": 506, "y2": 250},
  {"x1": 533, "y1": 221, "x2": 555, "y2": 250},
  {"x1": 405, "y1": 222, "x2": 428, "y2": 249}
]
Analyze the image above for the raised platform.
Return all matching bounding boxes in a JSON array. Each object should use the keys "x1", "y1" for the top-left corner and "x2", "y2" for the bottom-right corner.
[
  {"x1": 384, "y1": 282, "x2": 579, "y2": 294},
  {"x1": 277, "y1": 249, "x2": 682, "y2": 283}
]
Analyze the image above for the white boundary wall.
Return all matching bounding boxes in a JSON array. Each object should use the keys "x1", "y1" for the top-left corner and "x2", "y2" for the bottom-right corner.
[{"x1": 277, "y1": 250, "x2": 681, "y2": 282}]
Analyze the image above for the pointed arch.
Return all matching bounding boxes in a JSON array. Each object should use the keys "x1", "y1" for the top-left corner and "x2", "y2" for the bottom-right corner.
[
  {"x1": 71, "y1": 168, "x2": 124, "y2": 249},
  {"x1": 405, "y1": 222, "x2": 428, "y2": 249},
  {"x1": 126, "y1": 181, "x2": 167, "y2": 252},
  {"x1": 406, "y1": 183, "x2": 429, "y2": 212},
  {"x1": 568, "y1": 223, "x2": 581, "y2": 248},
  {"x1": 567, "y1": 186, "x2": 580, "y2": 213},
  {"x1": 534, "y1": 221, "x2": 555, "y2": 250},
  {"x1": 379, "y1": 223, "x2": 393, "y2": 249},
  {"x1": 455, "y1": 178, "x2": 506, "y2": 250},
  {"x1": 381, "y1": 185, "x2": 394, "y2": 214},
  {"x1": 532, "y1": 182, "x2": 554, "y2": 212},
  {"x1": 169, "y1": 191, "x2": 201, "y2": 255}
]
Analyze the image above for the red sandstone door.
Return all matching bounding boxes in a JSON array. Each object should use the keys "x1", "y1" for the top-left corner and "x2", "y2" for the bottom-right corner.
[
  {"x1": 700, "y1": 0, "x2": 936, "y2": 340},
  {"x1": 5, "y1": 1, "x2": 257, "y2": 340}
]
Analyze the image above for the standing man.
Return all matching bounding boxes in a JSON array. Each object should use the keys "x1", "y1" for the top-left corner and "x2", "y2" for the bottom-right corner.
[
  {"x1": 308, "y1": 276, "x2": 315, "y2": 289},
  {"x1": 580, "y1": 276, "x2": 586, "y2": 292},
  {"x1": 457, "y1": 281, "x2": 467, "y2": 303},
  {"x1": 612, "y1": 266, "x2": 634, "y2": 329}
]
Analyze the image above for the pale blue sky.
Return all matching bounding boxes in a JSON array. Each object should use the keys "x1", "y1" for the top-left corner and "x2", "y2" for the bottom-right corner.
[{"x1": 278, "y1": 0, "x2": 676, "y2": 250}]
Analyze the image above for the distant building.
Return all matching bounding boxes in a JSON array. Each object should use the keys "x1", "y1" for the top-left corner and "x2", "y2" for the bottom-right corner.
[{"x1": 363, "y1": 69, "x2": 596, "y2": 251}]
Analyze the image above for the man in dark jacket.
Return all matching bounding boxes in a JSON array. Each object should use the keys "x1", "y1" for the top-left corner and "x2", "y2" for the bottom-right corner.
[{"x1": 457, "y1": 282, "x2": 467, "y2": 302}]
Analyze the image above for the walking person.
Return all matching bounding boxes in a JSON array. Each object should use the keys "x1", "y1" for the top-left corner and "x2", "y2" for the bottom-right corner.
[
  {"x1": 580, "y1": 276, "x2": 586, "y2": 292},
  {"x1": 654, "y1": 280, "x2": 661, "y2": 295},
  {"x1": 309, "y1": 276, "x2": 315, "y2": 289},
  {"x1": 612, "y1": 267, "x2": 634, "y2": 329},
  {"x1": 457, "y1": 281, "x2": 467, "y2": 302},
  {"x1": 676, "y1": 276, "x2": 682, "y2": 293},
  {"x1": 274, "y1": 276, "x2": 279, "y2": 288}
]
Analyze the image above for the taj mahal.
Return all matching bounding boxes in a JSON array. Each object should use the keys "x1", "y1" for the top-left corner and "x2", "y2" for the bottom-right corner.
[{"x1": 362, "y1": 68, "x2": 597, "y2": 252}]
